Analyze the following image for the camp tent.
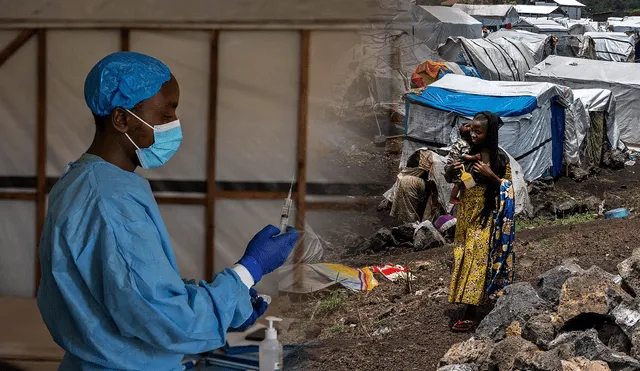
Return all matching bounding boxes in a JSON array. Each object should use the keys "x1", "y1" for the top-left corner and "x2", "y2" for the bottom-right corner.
[
  {"x1": 515, "y1": 5, "x2": 564, "y2": 18},
  {"x1": 555, "y1": 18, "x2": 598, "y2": 34},
  {"x1": 451, "y1": 4, "x2": 519, "y2": 29},
  {"x1": 554, "y1": 35, "x2": 597, "y2": 59},
  {"x1": 608, "y1": 18, "x2": 640, "y2": 32},
  {"x1": 390, "y1": 5, "x2": 483, "y2": 50},
  {"x1": 525, "y1": 55, "x2": 640, "y2": 147},
  {"x1": 438, "y1": 37, "x2": 536, "y2": 81},
  {"x1": 487, "y1": 29, "x2": 554, "y2": 63},
  {"x1": 573, "y1": 89, "x2": 618, "y2": 165},
  {"x1": 584, "y1": 32, "x2": 636, "y2": 62},
  {"x1": 402, "y1": 74, "x2": 587, "y2": 181},
  {"x1": 513, "y1": 17, "x2": 569, "y2": 36}
]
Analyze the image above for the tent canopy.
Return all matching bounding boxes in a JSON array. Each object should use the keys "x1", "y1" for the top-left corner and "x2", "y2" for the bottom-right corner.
[
  {"x1": 526, "y1": 55, "x2": 640, "y2": 146},
  {"x1": 452, "y1": 4, "x2": 519, "y2": 27},
  {"x1": 514, "y1": 18, "x2": 569, "y2": 35},
  {"x1": 487, "y1": 29, "x2": 554, "y2": 63},
  {"x1": 584, "y1": 32, "x2": 636, "y2": 62},
  {"x1": 515, "y1": 5, "x2": 561, "y2": 16},
  {"x1": 552, "y1": 0, "x2": 586, "y2": 7},
  {"x1": 391, "y1": 5, "x2": 482, "y2": 50}
]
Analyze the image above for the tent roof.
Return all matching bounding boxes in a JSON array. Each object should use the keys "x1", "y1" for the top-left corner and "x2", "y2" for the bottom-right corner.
[
  {"x1": 451, "y1": 4, "x2": 517, "y2": 18},
  {"x1": 526, "y1": 55, "x2": 640, "y2": 87},
  {"x1": 417, "y1": 6, "x2": 483, "y2": 26},
  {"x1": 584, "y1": 32, "x2": 635, "y2": 43},
  {"x1": 515, "y1": 5, "x2": 560, "y2": 15},
  {"x1": 552, "y1": 0, "x2": 586, "y2": 7},
  {"x1": 488, "y1": 29, "x2": 551, "y2": 42},
  {"x1": 518, "y1": 18, "x2": 569, "y2": 32},
  {"x1": 0, "y1": 0, "x2": 393, "y2": 29},
  {"x1": 428, "y1": 74, "x2": 569, "y2": 106}
]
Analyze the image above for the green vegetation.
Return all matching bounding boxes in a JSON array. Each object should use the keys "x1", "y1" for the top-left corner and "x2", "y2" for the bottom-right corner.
[
  {"x1": 516, "y1": 213, "x2": 598, "y2": 232},
  {"x1": 318, "y1": 290, "x2": 345, "y2": 314}
]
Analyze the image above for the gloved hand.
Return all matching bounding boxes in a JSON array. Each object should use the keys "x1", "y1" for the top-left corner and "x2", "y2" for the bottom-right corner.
[
  {"x1": 229, "y1": 288, "x2": 268, "y2": 332},
  {"x1": 237, "y1": 225, "x2": 299, "y2": 284}
]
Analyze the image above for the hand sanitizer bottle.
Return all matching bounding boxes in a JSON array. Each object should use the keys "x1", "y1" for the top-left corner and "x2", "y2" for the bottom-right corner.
[{"x1": 259, "y1": 316, "x2": 283, "y2": 371}]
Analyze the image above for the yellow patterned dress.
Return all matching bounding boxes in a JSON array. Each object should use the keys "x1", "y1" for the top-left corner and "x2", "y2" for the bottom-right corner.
[{"x1": 448, "y1": 165, "x2": 512, "y2": 306}]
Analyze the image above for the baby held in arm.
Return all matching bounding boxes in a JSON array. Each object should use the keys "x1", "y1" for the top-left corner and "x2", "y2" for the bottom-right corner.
[
  {"x1": 450, "y1": 153, "x2": 481, "y2": 205},
  {"x1": 448, "y1": 122, "x2": 481, "y2": 205}
]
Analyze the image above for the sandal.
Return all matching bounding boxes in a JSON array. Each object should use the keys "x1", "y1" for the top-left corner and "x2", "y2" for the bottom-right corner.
[{"x1": 451, "y1": 319, "x2": 476, "y2": 332}]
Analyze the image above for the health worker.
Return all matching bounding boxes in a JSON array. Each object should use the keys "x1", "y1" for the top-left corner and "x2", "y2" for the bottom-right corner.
[{"x1": 37, "y1": 51, "x2": 299, "y2": 371}]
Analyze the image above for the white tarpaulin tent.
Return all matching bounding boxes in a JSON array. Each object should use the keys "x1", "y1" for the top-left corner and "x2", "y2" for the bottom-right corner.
[
  {"x1": 513, "y1": 17, "x2": 570, "y2": 36},
  {"x1": 391, "y1": 5, "x2": 482, "y2": 50},
  {"x1": 515, "y1": 5, "x2": 563, "y2": 18},
  {"x1": 451, "y1": 4, "x2": 519, "y2": 28},
  {"x1": 584, "y1": 32, "x2": 636, "y2": 62},
  {"x1": 526, "y1": 55, "x2": 640, "y2": 147},
  {"x1": 573, "y1": 88, "x2": 619, "y2": 153},
  {"x1": 555, "y1": 18, "x2": 598, "y2": 35},
  {"x1": 438, "y1": 37, "x2": 536, "y2": 81},
  {"x1": 401, "y1": 74, "x2": 588, "y2": 181},
  {"x1": 486, "y1": 29, "x2": 554, "y2": 63},
  {"x1": 554, "y1": 35, "x2": 597, "y2": 59}
]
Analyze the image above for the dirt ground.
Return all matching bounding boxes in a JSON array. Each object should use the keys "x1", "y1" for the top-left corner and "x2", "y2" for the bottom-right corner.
[{"x1": 279, "y1": 129, "x2": 640, "y2": 370}]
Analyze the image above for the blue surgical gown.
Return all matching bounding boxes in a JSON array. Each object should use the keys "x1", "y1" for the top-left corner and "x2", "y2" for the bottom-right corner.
[{"x1": 37, "y1": 154, "x2": 253, "y2": 371}]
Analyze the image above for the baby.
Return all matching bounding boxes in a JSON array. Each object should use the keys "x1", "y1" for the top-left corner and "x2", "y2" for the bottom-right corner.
[{"x1": 447, "y1": 122, "x2": 481, "y2": 205}]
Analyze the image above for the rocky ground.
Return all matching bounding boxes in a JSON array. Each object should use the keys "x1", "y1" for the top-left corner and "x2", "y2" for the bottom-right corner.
[{"x1": 278, "y1": 149, "x2": 640, "y2": 369}]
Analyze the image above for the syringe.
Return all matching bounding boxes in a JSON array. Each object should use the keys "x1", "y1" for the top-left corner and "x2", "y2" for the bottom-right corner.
[{"x1": 279, "y1": 179, "x2": 294, "y2": 234}]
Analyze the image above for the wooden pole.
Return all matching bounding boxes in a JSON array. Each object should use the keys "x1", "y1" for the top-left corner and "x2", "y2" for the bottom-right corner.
[
  {"x1": 293, "y1": 30, "x2": 310, "y2": 288},
  {"x1": 205, "y1": 30, "x2": 219, "y2": 280},
  {"x1": 0, "y1": 29, "x2": 37, "y2": 68},
  {"x1": 34, "y1": 29, "x2": 47, "y2": 295},
  {"x1": 120, "y1": 29, "x2": 130, "y2": 51}
]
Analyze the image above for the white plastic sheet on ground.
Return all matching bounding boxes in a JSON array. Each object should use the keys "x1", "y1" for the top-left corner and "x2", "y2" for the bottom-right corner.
[
  {"x1": 584, "y1": 32, "x2": 635, "y2": 62},
  {"x1": 438, "y1": 37, "x2": 536, "y2": 81},
  {"x1": 526, "y1": 55, "x2": 640, "y2": 146}
]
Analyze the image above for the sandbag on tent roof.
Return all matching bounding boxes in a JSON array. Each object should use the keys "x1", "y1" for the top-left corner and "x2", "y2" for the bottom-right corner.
[
  {"x1": 390, "y1": 5, "x2": 482, "y2": 50},
  {"x1": 487, "y1": 29, "x2": 554, "y2": 63},
  {"x1": 554, "y1": 35, "x2": 597, "y2": 59},
  {"x1": 584, "y1": 32, "x2": 636, "y2": 62},
  {"x1": 451, "y1": 4, "x2": 519, "y2": 28},
  {"x1": 525, "y1": 55, "x2": 640, "y2": 147},
  {"x1": 437, "y1": 37, "x2": 536, "y2": 81},
  {"x1": 513, "y1": 18, "x2": 569, "y2": 36},
  {"x1": 402, "y1": 74, "x2": 585, "y2": 180}
]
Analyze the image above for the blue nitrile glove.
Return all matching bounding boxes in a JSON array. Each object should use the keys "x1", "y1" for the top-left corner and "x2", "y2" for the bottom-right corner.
[
  {"x1": 229, "y1": 289, "x2": 268, "y2": 332},
  {"x1": 237, "y1": 225, "x2": 300, "y2": 284}
]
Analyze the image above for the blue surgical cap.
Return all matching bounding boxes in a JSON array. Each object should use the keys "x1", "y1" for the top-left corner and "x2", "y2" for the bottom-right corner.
[{"x1": 84, "y1": 52, "x2": 171, "y2": 116}]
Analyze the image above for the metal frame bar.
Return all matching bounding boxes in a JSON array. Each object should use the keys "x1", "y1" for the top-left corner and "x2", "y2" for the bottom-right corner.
[{"x1": 0, "y1": 27, "x2": 372, "y2": 295}]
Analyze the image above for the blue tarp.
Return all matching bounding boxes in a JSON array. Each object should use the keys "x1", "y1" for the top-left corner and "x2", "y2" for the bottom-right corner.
[
  {"x1": 407, "y1": 87, "x2": 538, "y2": 118},
  {"x1": 550, "y1": 100, "x2": 565, "y2": 178}
]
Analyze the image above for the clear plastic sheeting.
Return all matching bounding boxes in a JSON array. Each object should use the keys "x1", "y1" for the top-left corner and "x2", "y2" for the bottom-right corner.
[
  {"x1": 215, "y1": 31, "x2": 299, "y2": 183},
  {"x1": 0, "y1": 201, "x2": 35, "y2": 297},
  {"x1": 584, "y1": 32, "x2": 636, "y2": 62},
  {"x1": 133, "y1": 31, "x2": 211, "y2": 182},
  {"x1": 0, "y1": 31, "x2": 37, "y2": 177},
  {"x1": 438, "y1": 37, "x2": 536, "y2": 81},
  {"x1": 390, "y1": 5, "x2": 482, "y2": 50},
  {"x1": 526, "y1": 55, "x2": 640, "y2": 146},
  {"x1": 573, "y1": 88, "x2": 619, "y2": 149},
  {"x1": 214, "y1": 200, "x2": 296, "y2": 296},
  {"x1": 487, "y1": 29, "x2": 554, "y2": 64},
  {"x1": 46, "y1": 31, "x2": 119, "y2": 177},
  {"x1": 159, "y1": 205, "x2": 205, "y2": 281}
]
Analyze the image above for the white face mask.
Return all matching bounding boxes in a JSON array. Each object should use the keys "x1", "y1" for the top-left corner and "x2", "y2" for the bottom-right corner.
[{"x1": 124, "y1": 109, "x2": 183, "y2": 169}]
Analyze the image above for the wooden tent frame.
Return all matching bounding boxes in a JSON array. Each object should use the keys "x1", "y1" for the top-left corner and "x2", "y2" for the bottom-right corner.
[{"x1": 0, "y1": 27, "x2": 377, "y2": 296}]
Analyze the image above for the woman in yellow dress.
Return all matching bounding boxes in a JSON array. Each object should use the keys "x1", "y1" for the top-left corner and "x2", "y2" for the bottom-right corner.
[{"x1": 446, "y1": 112, "x2": 513, "y2": 332}]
